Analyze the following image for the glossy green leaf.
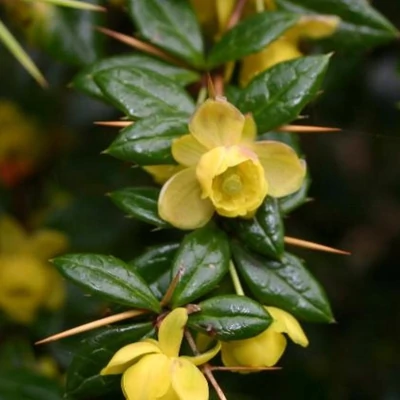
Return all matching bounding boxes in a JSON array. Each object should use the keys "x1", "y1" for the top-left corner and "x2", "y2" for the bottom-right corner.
[
  {"x1": 279, "y1": 174, "x2": 311, "y2": 214},
  {"x1": 30, "y1": 1, "x2": 104, "y2": 65},
  {"x1": 208, "y1": 11, "x2": 299, "y2": 67},
  {"x1": 94, "y1": 67, "x2": 195, "y2": 118},
  {"x1": 109, "y1": 187, "x2": 168, "y2": 228},
  {"x1": 66, "y1": 323, "x2": 153, "y2": 399},
  {"x1": 232, "y1": 245, "x2": 334, "y2": 322},
  {"x1": 107, "y1": 112, "x2": 189, "y2": 164},
  {"x1": 52, "y1": 254, "x2": 161, "y2": 312},
  {"x1": 132, "y1": 242, "x2": 180, "y2": 299},
  {"x1": 170, "y1": 225, "x2": 230, "y2": 307},
  {"x1": 72, "y1": 54, "x2": 200, "y2": 100},
  {"x1": 188, "y1": 295, "x2": 272, "y2": 341},
  {"x1": 128, "y1": 0, "x2": 204, "y2": 67},
  {"x1": 276, "y1": 0, "x2": 397, "y2": 48},
  {"x1": 0, "y1": 369, "x2": 62, "y2": 400},
  {"x1": 226, "y1": 196, "x2": 284, "y2": 259},
  {"x1": 238, "y1": 55, "x2": 331, "y2": 132}
]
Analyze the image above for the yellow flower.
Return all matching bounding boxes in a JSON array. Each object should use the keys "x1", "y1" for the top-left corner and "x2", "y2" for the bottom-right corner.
[
  {"x1": 221, "y1": 307, "x2": 308, "y2": 368},
  {"x1": 0, "y1": 216, "x2": 68, "y2": 324},
  {"x1": 158, "y1": 98, "x2": 305, "y2": 230},
  {"x1": 0, "y1": 101, "x2": 43, "y2": 187},
  {"x1": 101, "y1": 308, "x2": 220, "y2": 400},
  {"x1": 240, "y1": 14, "x2": 340, "y2": 86},
  {"x1": 143, "y1": 165, "x2": 185, "y2": 185}
]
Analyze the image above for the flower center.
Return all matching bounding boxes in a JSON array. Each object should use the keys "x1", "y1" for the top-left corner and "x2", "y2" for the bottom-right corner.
[{"x1": 221, "y1": 172, "x2": 243, "y2": 195}]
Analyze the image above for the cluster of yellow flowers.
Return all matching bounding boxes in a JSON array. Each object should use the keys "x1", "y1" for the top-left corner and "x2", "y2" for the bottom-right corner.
[
  {"x1": 0, "y1": 216, "x2": 67, "y2": 324},
  {"x1": 101, "y1": 307, "x2": 308, "y2": 400}
]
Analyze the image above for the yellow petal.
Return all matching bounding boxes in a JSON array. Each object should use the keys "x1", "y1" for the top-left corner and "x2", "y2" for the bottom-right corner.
[
  {"x1": 252, "y1": 141, "x2": 306, "y2": 198},
  {"x1": 189, "y1": 98, "x2": 245, "y2": 148},
  {"x1": 143, "y1": 165, "x2": 185, "y2": 185},
  {"x1": 43, "y1": 266, "x2": 65, "y2": 310},
  {"x1": 267, "y1": 307, "x2": 309, "y2": 347},
  {"x1": 286, "y1": 15, "x2": 340, "y2": 43},
  {"x1": 101, "y1": 342, "x2": 161, "y2": 375},
  {"x1": 172, "y1": 135, "x2": 208, "y2": 167},
  {"x1": 240, "y1": 39, "x2": 301, "y2": 87},
  {"x1": 216, "y1": 0, "x2": 236, "y2": 31},
  {"x1": 171, "y1": 358, "x2": 209, "y2": 400},
  {"x1": 183, "y1": 341, "x2": 221, "y2": 366},
  {"x1": 221, "y1": 329, "x2": 287, "y2": 368},
  {"x1": 158, "y1": 308, "x2": 188, "y2": 358},
  {"x1": 0, "y1": 216, "x2": 28, "y2": 254},
  {"x1": 158, "y1": 167, "x2": 214, "y2": 230},
  {"x1": 122, "y1": 354, "x2": 172, "y2": 399},
  {"x1": 27, "y1": 230, "x2": 68, "y2": 261},
  {"x1": 240, "y1": 114, "x2": 257, "y2": 144}
]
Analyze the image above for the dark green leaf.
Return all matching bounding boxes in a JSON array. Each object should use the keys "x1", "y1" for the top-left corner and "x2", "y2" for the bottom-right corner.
[
  {"x1": 132, "y1": 243, "x2": 180, "y2": 299},
  {"x1": 227, "y1": 196, "x2": 284, "y2": 259},
  {"x1": 72, "y1": 54, "x2": 200, "y2": 100},
  {"x1": 94, "y1": 68, "x2": 195, "y2": 118},
  {"x1": 238, "y1": 55, "x2": 331, "y2": 132},
  {"x1": 208, "y1": 11, "x2": 299, "y2": 67},
  {"x1": 279, "y1": 174, "x2": 311, "y2": 214},
  {"x1": 66, "y1": 323, "x2": 153, "y2": 399},
  {"x1": 0, "y1": 369, "x2": 62, "y2": 400},
  {"x1": 170, "y1": 225, "x2": 230, "y2": 307},
  {"x1": 31, "y1": 1, "x2": 104, "y2": 65},
  {"x1": 276, "y1": 0, "x2": 397, "y2": 48},
  {"x1": 107, "y1": 112, "x2": 189, "y2": 164},
  {"x1": 128, "y1": 0, "x2": 204, "y2": 67},
  {"x1": 188, "y1": 295, "x2": 272, "y2": 341},
  {"x1": 53, "y1": 254, "x2": 161, "y2": 312},
  {"x1": 109, "y1": 187, "x2": 169, "y2": 228},
  {"x1": 232, "y1": 245, "x2": 334, "y2": 322}
]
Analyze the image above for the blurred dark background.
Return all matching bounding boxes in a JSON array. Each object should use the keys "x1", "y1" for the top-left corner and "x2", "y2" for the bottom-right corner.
[{"x1": 0, "y1": 1, "x2": 399, "y2": 399}]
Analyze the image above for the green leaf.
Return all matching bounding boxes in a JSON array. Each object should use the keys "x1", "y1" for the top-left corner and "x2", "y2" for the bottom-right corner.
[
  {"x1": 94, "y1": 67, "x2": 195, "y2": 118},
  {"x1": 170, "y1": 225, "x2": 230, "y2": 307},
  {"x1": 279, "y1": 174, "x2": 311, "y2": 214},
  {"x1": 232, "y1": 245, "x2": 334, "y2": 322},
  {"x1": 238, "y1": 55, "x2": 331, "y2": 132},
  {"x1": 66, "y1": 323, "x2": 153, "y2": 399},
  {"x1": 109, "y1": 187, "x2": 168, "y2": 228},
  {"x1": 128, "y1": 0, "x2": 204, "y2": 67},
  {"x1": 275, "y1": 0, "x2": 397, "y2": 48},
  {"x1": 72, "y1": 54, "x2": 200, "y2": 100},
  {"x1": 53, "y1": 254, "x2": 161, "y2": 312},
  {"x1": 107, "y1": 112, "x2": 189, "y2": 164},
  {"x1": 226, "y1": 196, "x2": 284, "y2": 259},
  {"x1": 133, "y1": 243, "x2": 180, "y2": 299},
  {"x1": 31, "y1": 1, "x2": 104, "y2": 65},
  {"x1": 188, "y1": 295, "x2": 272, "y2": 341},
  {"x1": 0, "y1": 369, "x2": 62, "y2": 400},
  {"x1": 208, "y1": 11, "x2": 299, "y2": 67}
]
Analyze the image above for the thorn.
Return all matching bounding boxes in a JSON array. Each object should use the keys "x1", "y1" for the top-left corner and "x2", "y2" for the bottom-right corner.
[
  {"x1": 94, "y1": 121, "x2": 133, "y2": 127},
  {"x1": 207, "y1": 74, "x2": 216, "y2": 99},
  {"x1": 284, "y1": 236, "x2": 351, "y2": 255},
  {"x1": 160, "y1": 266, "x2": 184, "y2": 307},
  {"x1": 95, "y1": 27, "x2": 187, "y2": 68},
  {"x1": 278, "y1": 125, "x2": 341, "y2": 133},
  {"x1": 35, "y1": 309, "x2": 147, "y2": 345}
]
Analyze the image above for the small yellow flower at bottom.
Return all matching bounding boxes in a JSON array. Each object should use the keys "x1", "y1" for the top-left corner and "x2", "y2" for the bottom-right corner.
[
  {"x1": 101, "y1": 308, "x2": 220, "y2": 400},
  {"x1": 158, "y1": 98, "x2": 306, "y2": 230},
  {"x1": 221, "y1": 307, "x2": 308, "y2": 369}
]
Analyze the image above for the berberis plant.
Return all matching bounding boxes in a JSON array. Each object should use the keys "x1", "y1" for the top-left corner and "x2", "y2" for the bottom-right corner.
[{"x1": 11, "y1": 0, "x2": 394, "y2": 399}]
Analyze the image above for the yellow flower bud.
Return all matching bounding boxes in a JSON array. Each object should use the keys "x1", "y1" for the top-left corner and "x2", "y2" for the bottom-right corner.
[{"x1": 221, "y1": 307, "x2": 309, "y2": 369}]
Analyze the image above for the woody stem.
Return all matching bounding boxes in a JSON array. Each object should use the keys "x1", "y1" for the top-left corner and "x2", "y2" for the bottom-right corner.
[{"x1": 184, "y1": 331, "x2": 227, "y2": 400}]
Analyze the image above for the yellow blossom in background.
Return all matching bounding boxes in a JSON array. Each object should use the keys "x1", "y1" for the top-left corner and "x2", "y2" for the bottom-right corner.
[
  {"x1": 101, "y1": 307, "x2": 220, "y2": 400},
  {"x1": 158, "y1": 98, "x2": 305, "y2": 230},
  {"x1": 240, "y1": 13, "x2": 340, "y2": 86},
  {"x1": 221, "y1": 307, "x2": 309, "y2": 368},
  {"x1": 0, "y1": 215, "x2": 68, "y2": 324},
  {"x1": 0, "y1": 101, "x2": 43, "y2": 187}
]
